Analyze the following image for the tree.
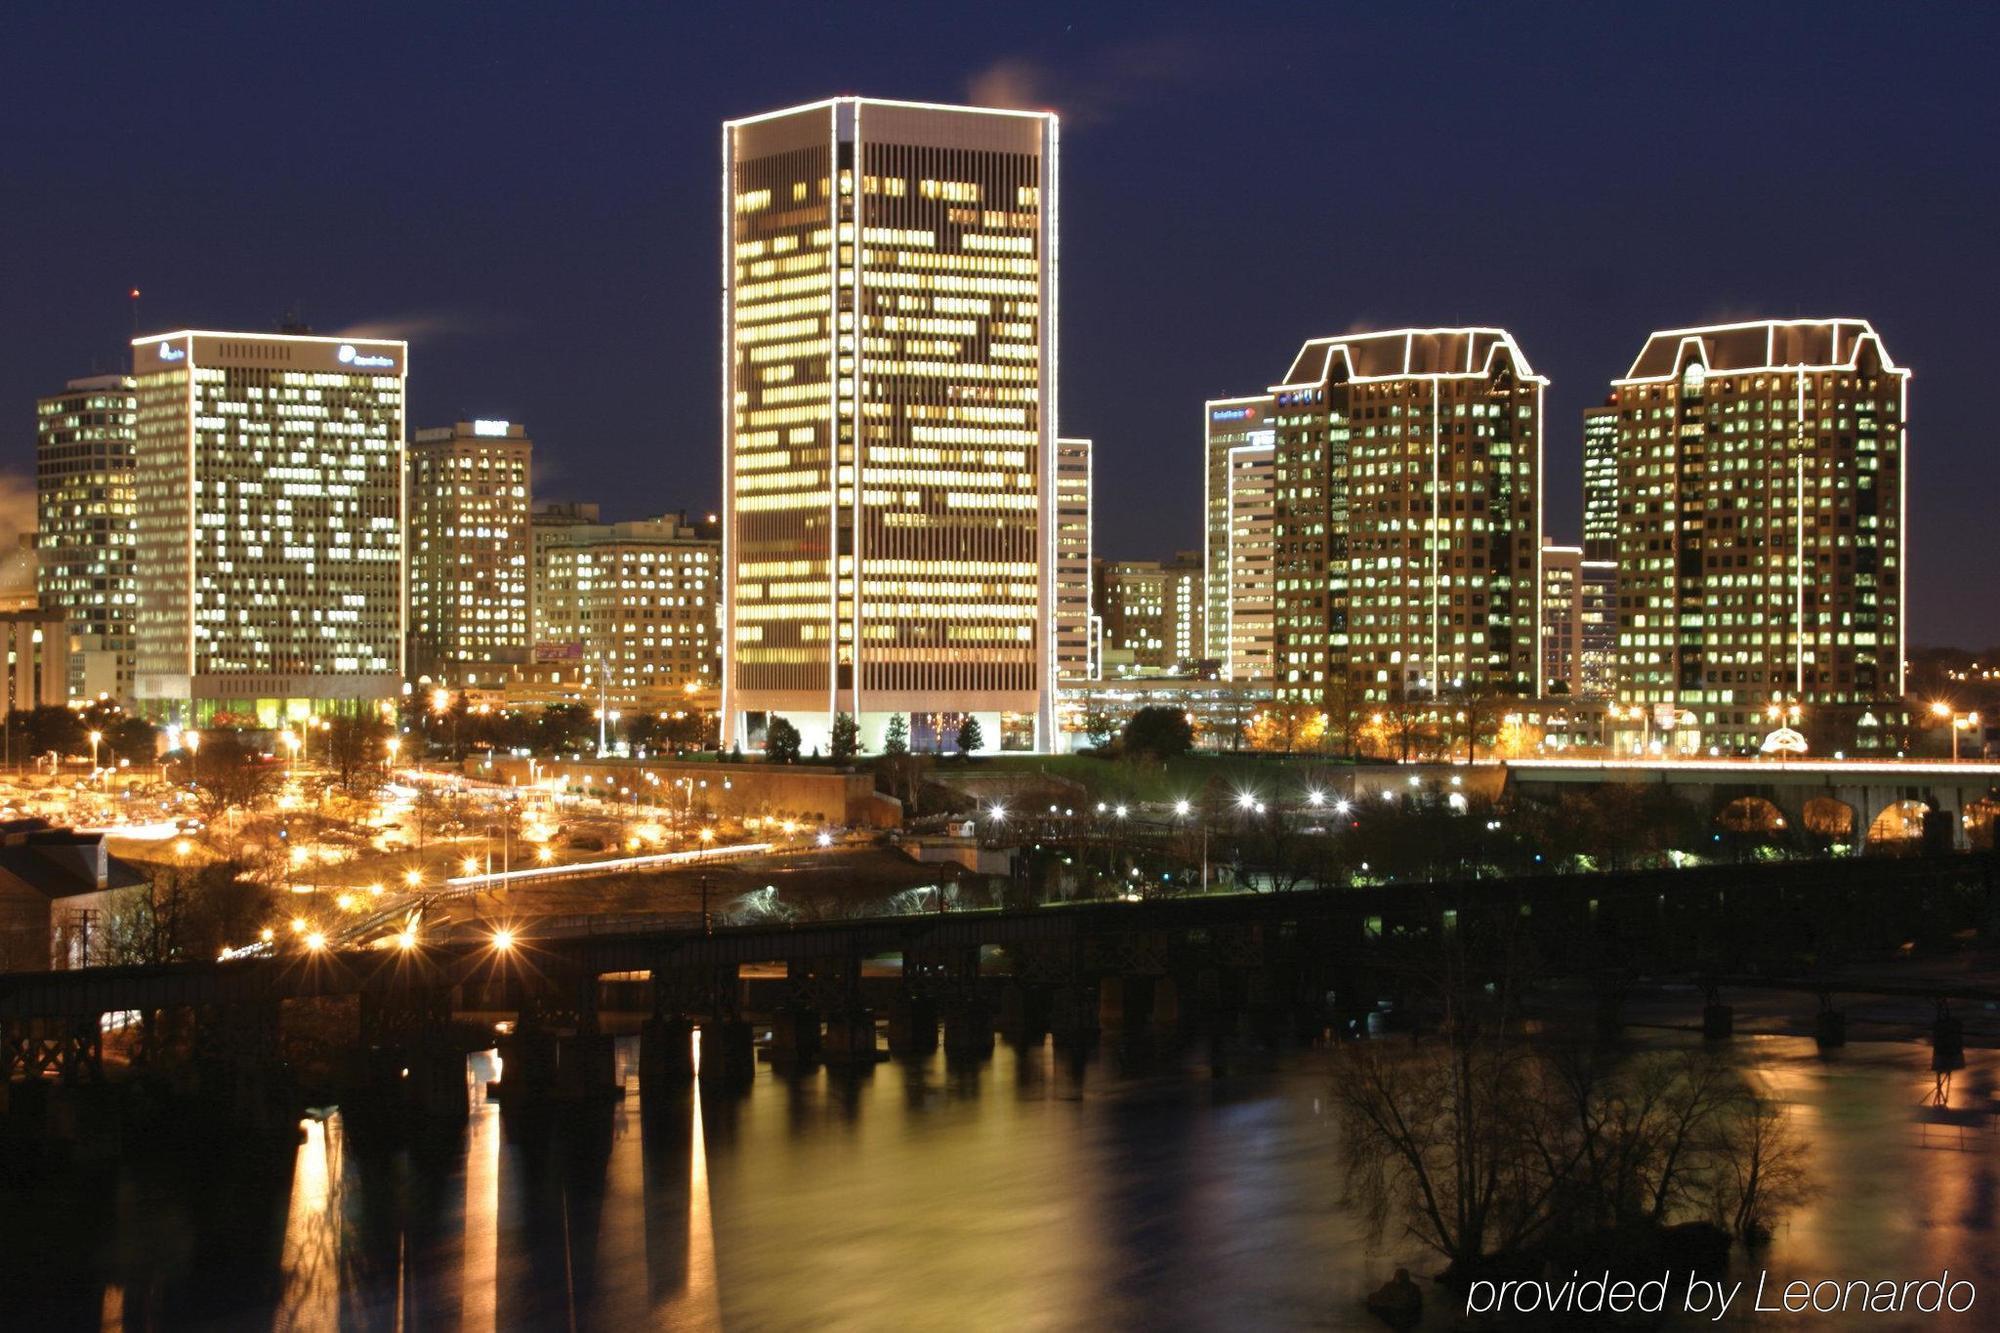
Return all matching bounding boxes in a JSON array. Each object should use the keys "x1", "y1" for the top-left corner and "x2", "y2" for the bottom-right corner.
[
  {"x1": 1083, "y1": 710, "x2": 1119, "y2": 751},
  {"x1": 1123, "y1": 706, "x2": 1194, "y2": 762},
  {"x1": 765, "y1": 716, "x2": 802, "y2": 764},
  {"x1": 955, "y1": 714, "x2": 985, "y2": 757},
  {"x1": 7, "y1": 705, "x2": 86, "y2": 762},
  {"x1": 105, "y1": 716, "x2": 158, "y2": 766},
  {"x1": 189, "y1": 732, "x2": 281, "y2": 823},
  {"x1": 323, "y1": 713, "x2": 388, "y2": 795},
  {"x1": 102, "y1": 859, "x2": 271, "y2": 965},
  {"x1": 1245, "y1": 703, "x2": 1327, "y2": 754},
  {"x1": 830, "y1": 711, "x2": 860, "y2": 764},
  {"x1": 622, "y1": 712, "x2": 664, "y2": 754},
  {"x1": 882, "y1": 713, "x2": 909, "y2": 756}
]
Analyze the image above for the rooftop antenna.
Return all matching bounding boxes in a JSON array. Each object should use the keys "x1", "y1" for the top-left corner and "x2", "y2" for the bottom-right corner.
[{"x1": 128, "y1": 288, "x2": 142, "y2": 369}]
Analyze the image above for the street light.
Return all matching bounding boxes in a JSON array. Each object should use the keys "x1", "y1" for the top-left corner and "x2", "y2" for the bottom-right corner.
[
  {"x1": 1931, "y1": 702, "x2": 1982, "y2": 762},
  {"x1": 87, "y1": 730, "x2": 102, "y2": 774}
]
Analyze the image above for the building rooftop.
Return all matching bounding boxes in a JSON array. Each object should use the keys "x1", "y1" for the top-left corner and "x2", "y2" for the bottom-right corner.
[
  {"x1": 1274, "y1": 327, "x2": 1543, "y2": 390},
  {"x1": 1619, "y1": 318, "x2": 1906, "y2": 383}
]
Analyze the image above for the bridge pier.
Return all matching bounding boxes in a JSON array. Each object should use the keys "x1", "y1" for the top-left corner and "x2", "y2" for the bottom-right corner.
[
  {"x1": 697, "y1": 1018, "x2": 755, "y2": 1084},
  {"x1": 822, "y1": 1009, "x2": 878, "y2": 1067},
  {"x1": 996, "y1": 982, "x2": 1047, "y2": 1046},
  {"x1": 492, "y1": 1023, "x2": 559, "y2": 1105},
  {"x1": 886, "y1": 993, "x2": 938, "y2": 1056},
  {"x1": 943, "y1": 999, "x2": 994, "y2": 1059},
  {"x1": 1932, "y1": 1004, "x2": 1965, "y2": 1074},
  {"x1": 1814, "y1": 999, "x2": 1847, "y2": 1050},
  {"x1": 640, "y1": 1015, "x2": 697, "y2": 1089},
  {"x1": 555, "y1": 1032, "x2": 622, "y2": 1101},
  {"x1": 769, "y1": 1007, "x2": 822, "y2": 1069}
]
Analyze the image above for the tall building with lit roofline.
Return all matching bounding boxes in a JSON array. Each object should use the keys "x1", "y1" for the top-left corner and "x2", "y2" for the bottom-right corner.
[
  {"x1": 406, "y1": 419, "x2": 533, "y2": 685},
  {"x1": 721, "y1": 97, "x2": 1058, "y2": 754},
  {"x1": 1609, "y1": 318, "x2": 1907, "y2": 754},
  {"x1": 130, "y1": 330, "x2": 406, "y2": 724},
  {"x1": 1269, "y1": 327, "x2": 1544, "y2": 708}
]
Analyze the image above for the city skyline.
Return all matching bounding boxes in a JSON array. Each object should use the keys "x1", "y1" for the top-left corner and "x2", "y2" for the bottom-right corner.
[{"x1": 5, "y1": 4, "x2": 1999, "y2": 644}]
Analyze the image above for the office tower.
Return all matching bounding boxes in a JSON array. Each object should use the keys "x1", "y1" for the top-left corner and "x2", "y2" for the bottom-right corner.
[
  {"x1": 722, "y1": 97, "x2": 1058, "y2": 755},
  {"x1": 129, "y1": 331, "x2": 406, "y2": 723},
  {"x1": 1540, "y1": 541, "x2": 1582, "y2": 693},
  {"x1": 1204, "y1": 395, "x2": 1276, "y2": 677},
  {"x1": 1054, "y1": 438, "x2": 1094, "y2": 681},
  {"x1": 34, "y1": 374, "x2": 136, "y2": 701},
  {"x1": 406, "y1": 419, "x2": 533, "y2": 684},
  {"x1": 1610, "y1": 319, "x2": 1907, "y2": 753},
  {"x1": 1269, "y1": 328, "x2": 1544, "y2": 707},
  {"x1": 1096, "y1": 553, "x2": 1202, "y2": 676},
  {"x1": 1582, "y1": 400, "x2": 1619, "y2": 563},
  {"x1": 1577, "y1": 559, "x2": 1616, "y2": 698},
  {"x1": 533, "y1": 511, "x2": 720, "y2": 712}
]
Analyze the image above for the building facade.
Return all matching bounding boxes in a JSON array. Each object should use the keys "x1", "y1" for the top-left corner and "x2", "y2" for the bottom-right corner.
[
  {"x1": 129, "y1": 331, "x2": 406, "y2": 724},
  {"x1": 0, "y1": 610, "x2": 70, "y2": 714},
  {"x1": 1054, "y1": 437, "x2": 1094, "y2": 681},
  {"x1": 1577, "y1": 558, "x2": 1616, "y2": 698},
  {"x1": 1540, "y1": 541, "x2": 1583, "y2": 694},
  {"x1": 35, "y1": 374, "x2": 136, "y2": 701},
  {"x1": 1270, "y1": 328, "x2": 1544, "y2": 709},
  {"x1": 406, "y1": 419, "x2": 533, "y2": 685},
  {"x1": 533, "y1": 511, "x2": 720, "y2": 713},
  {"x1": 1096, "y1": 553, "x2": 1202, "y2": 677},
  {"x1": 722, "y1": 97, "x2": 1059, "y2": 755},
  {"x1": 1582, "y1": 399, "x2": 1619, "y2": 563},
  {"x1": 1203, "y1": 394, "x2": 1276, "y2": 678},
  {"x1": 1609, "y1": 319, "x2": 1907, "y2": 753}
]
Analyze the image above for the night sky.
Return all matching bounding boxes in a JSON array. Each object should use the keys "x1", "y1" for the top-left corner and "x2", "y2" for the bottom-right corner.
[{"x1": 6, "y1": 2, "x2": 1997, "y2": 644}]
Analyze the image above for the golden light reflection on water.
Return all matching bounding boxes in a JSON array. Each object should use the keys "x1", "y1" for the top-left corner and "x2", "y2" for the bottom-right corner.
[
  {"x1": 276, "y1": 1117, "x2": 340, "y2": 1331},
  {"x1": 72, "y1": 1032, "x2": 2000, "y2": 1327},
  {"x1": 462, "y1": 1053, "x2": 501, "y2": 1333}
]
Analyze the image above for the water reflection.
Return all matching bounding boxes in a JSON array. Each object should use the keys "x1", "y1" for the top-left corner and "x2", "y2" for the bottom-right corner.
[{"x1": 3, "y1": 1034, "x2": 1995, "y2": 1328}]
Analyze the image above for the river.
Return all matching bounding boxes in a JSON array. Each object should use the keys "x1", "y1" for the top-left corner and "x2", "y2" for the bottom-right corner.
[{"x1": 2, "y1": 1030, "x2": 1993, "y2": 1329}]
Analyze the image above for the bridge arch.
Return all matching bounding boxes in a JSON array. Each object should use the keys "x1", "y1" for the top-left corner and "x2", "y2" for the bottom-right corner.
[
  {"x1": 1717, "y1": 795, "x2": 1788, "y2": 835},
  {"x1": 1800, "y1": 795, "x2": 1858, "y2": 844},
  {"x1": 1864, "y1": 797, "x2": 1932, "y2": 851}
]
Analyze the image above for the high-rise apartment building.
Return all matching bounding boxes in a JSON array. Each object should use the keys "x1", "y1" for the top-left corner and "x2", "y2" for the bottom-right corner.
[
  {"x1": 1054, "y1": 438, "x2": 1094, "y2": 681},
  {"x1": 130, "y1": 331, "x2": 406, "y2": 724},
  {"x1": 1610, "y1": 318, "x2": 1907, "y2": 753},
  {"x1": 1582, "y1": 400, "x2": 1619, "y2": 563},
  {"x1": 1204, "y1": 395, "x2": 1276, "y2": 678},
  {"x1": 407, "y1": 419, "x2": 533, "y2": 684},
  {"x1": 1540, "y1": 541, "x2": 1583, "y2": 693},
  {"x1": 533, "y1": 511, "x2": 720, "y2": 712},
  {"x1": 722, "y1": 97, "x2": 1058, "y2": 755},
  {"x1": 1270, "y1": 328, "x2": 1544, "y2": 707},
  {"x1": 35, "y1": 374, "x2": 136, "y2": 702}
]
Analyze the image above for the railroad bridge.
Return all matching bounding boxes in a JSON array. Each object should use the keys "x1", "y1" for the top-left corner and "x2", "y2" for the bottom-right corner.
[
  {"x1": 1, "y1": 852, "x2": 1993, "y2": 1128},
  {"x1": 1504, "y1": 758, "x2": 2000, "y2": 851}
]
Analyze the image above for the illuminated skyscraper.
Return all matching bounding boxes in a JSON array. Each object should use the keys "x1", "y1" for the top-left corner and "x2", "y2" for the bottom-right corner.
[
  {"x1": 722, "y1": 97, "x2": 1058, "y2": 755},
  {"x1": 130, "y1": 331, "x2": 406, "y2": 723},
  {"x1": 1054, "y1": 438, "x2": 1093, "y2": 681},
  {"x1": 1582, "y1": 400, "x2": 1619, "y2": 563},
  {"x1": 1203, "y1": 395, "x2": 1275, "y2": 677},
  {"x1": 35, "y1": 374, "x2": 136, "y2": 700},
  {"x1": 406, "y1": 419, "x2": 533, "y2": 684},
  {"x1": 1270, "y1": 328, "x2": 1544, "y2": 707},
  {"x1": 1610, "y1": 319, "x2": 1907, "y2": 753}
]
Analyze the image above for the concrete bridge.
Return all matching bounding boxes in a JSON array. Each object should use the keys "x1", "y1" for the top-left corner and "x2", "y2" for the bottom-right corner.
[
  {"x1": 1504, "y1": 758, "x2": 2000, "y2": 851},
  {"x1": 2, "y1": 851, "x2": 1993, "y2": 1137}
]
